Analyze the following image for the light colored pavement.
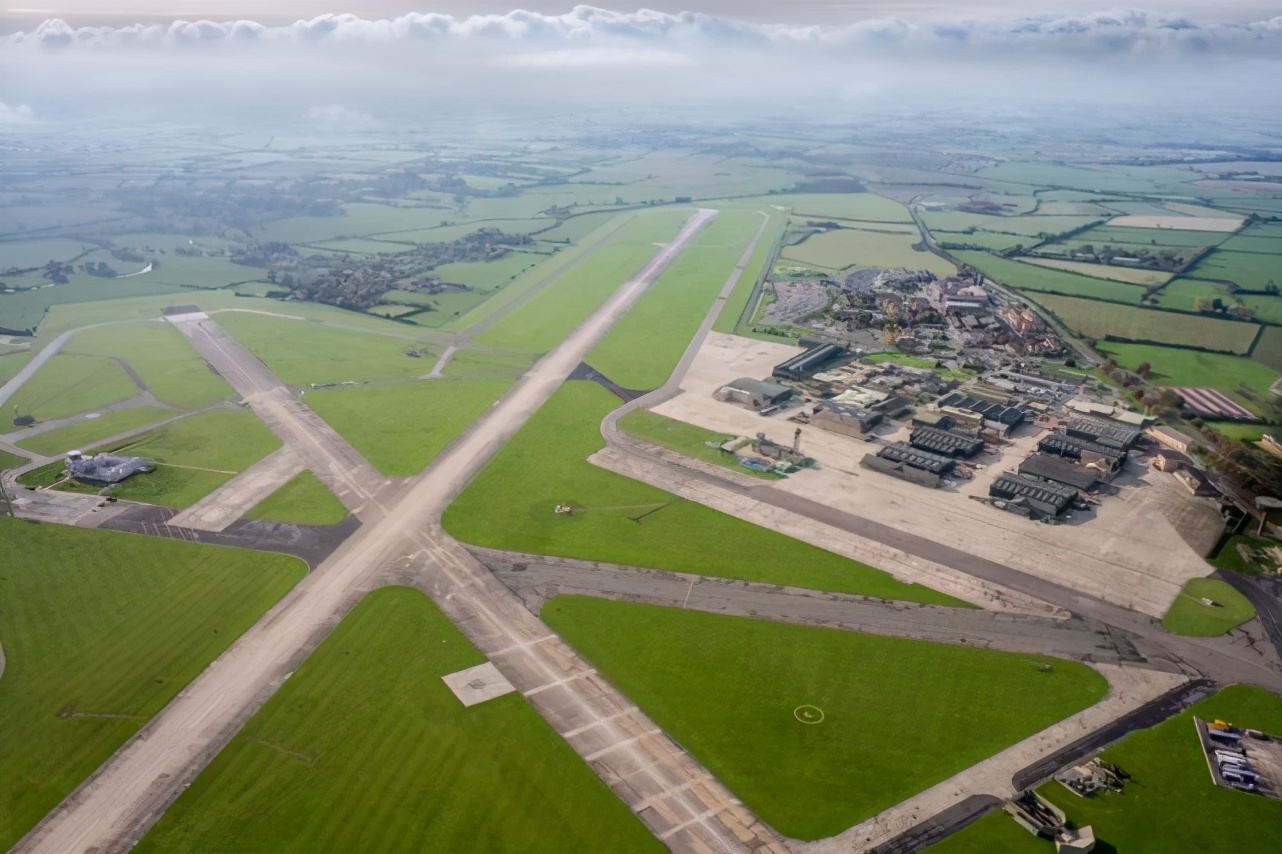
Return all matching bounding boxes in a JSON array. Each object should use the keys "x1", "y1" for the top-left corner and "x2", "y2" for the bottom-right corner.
[
  {"x1": 801, "y1": 665, "x2": 1188, "y2": 853},
  {"x1": 477, "y1": 549, "x2": 1148, "y2": 665},
  {"x1": 19, "y1": 208, "x2": 790, "y2": 854},
  {"x1": 167, "y1": 446, "x2": 306, "y2": 532},
  {"x1": 420, "y1": 343, "x2": 458, "y2": 379}
]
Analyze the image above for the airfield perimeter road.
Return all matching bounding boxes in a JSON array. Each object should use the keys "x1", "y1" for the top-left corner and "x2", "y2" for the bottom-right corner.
[{"x1": 19, "y1": 208, "x2": 791, "y2": 854}]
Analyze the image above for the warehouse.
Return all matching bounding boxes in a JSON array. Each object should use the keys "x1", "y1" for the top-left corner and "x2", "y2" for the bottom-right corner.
[
  {"x1": 910, "y1": 425, "x2": 984, "y2": 458},
  {"x1": 859, "y1": 453, "x2": 942, "y2": 488},
  {"x1": 876, "y1": 442, "x2": 955, "y2": 476},
  {"x1": 1065, "y1": 417, "x2": 1142, "y2": 450},
  {"x1": 773, "y1": 343, "x2": 845, "y2": 380},
  {"x1": 937, "y1": 390, "x2": 1026, "y2": 430},
  {"x1": 989, "y1": 473, "x2": 1078, "y2": 520},
  {"x1": 716, "y1": 377, "x2": 793, "y2": 411},
  {"x1": 812, "y1": 400, "x2": 883, "y2": 437},
  {"x1": 1038, "y1": 433, "x2": 1126, "y2": 472},
  {"x1": 1018, "y1": 453, "x2": 1100, "y2": 491}
]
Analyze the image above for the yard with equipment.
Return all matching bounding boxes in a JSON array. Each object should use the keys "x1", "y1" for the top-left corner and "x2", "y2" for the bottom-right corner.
[
  {"x1": 543, "y1": 597, "x2": 1108, "y2": 840},
  {"x1": 444, "y1": 381, "x2": 961, "y2": 604},
  {"x1": 135, "y1": 587, "x2": 660, "y2": 854},
  {"x1": 0, "y1": 519, "x2": 304, "y2": 850}
]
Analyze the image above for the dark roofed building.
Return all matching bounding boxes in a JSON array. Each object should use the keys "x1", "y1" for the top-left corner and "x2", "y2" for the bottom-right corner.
[
  {"x1": 1038, "y1": 432, "x2": 1126, "y2": 471},
  {"x1": 860, "y1": 453, "x2": 942, "y2": 488},
  {"x1": 66, "y1": 451, "x2": 153, "y2": 484},
  {"x1": 717, "y1": 377, "x2": 793, "y2": 410},
  {"x1": 910, "y1": 425, "x2": 984, "y2": 458},
  {"x1": 1066, "y1": 417, "x2": 1142, "y2": 450},
  {"x1": 773, "y1": 343, "x2": 845, "y2": 380},
  {"x1": 990, "y1": 472, "x2": 1077, "y2": 519},
  {"x1": 871, "y1": 394, "x2": 913, "y2": 419},
  {"x1": 1018, "y1": 454, "x2": 1100, "y2": 491},
  {"x1": 876, "y1": 442, "x2": 955, "y2": 475},
  {"x1": 936, "y1": 390, "x2": 1025, "y2": 428}
]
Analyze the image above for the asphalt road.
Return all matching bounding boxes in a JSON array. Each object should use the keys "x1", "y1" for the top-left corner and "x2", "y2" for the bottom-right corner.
[{"x1": 18, "y1": 208, "x2": 790, "y2": 854}]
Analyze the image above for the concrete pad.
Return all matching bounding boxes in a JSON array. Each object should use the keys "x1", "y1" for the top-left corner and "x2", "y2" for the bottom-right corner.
[
  {"x1": 168, "y1": 447, "x2": 306, "y2": 532},
  {"x1": 440, "y1": 661, "x2": 515, "y2": 708},
  {"x1": 648, "y1": 331, "x2": 1216, "y2": 617}
]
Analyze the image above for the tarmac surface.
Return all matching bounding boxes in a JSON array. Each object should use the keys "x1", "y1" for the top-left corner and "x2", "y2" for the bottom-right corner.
[{"x1": 17, "y1": 208, "x2": 792, "y2": 854}]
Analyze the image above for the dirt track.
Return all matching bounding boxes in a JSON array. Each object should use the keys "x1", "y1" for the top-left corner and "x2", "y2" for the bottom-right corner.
[{"x1": 18, "y1": 208, "x2": 790, "y2": 854}]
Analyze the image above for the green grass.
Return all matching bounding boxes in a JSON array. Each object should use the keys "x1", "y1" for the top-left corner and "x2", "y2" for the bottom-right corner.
[
  {"x1": 933, "y1": 230, "x2": 1030, "y2": 252},
  {"x1": 715, "y1": 210, "x2": 788, "y2": 334},
  {"x1": 27, "y1": 410, "x2": 282, "y2": 507},
  {"x1": 217, "y1": 313, "x2": 434, "y2": 386},
  {"x1": 1210, "y1": 535, "x2": 1275, "y2": 574},
  {"x1": 136, "y1": 587, "x2": 660, "y2": 854},
  {"x1": 1098, "y1": 341, "x2": 1278, "y2": 398},
  {"x1": 781, "y1": 228, "x2": 954, "y2": 276},
  {"x1": 618, "y1": 409, "x2": 779, "y2": 480},
  {"x1": 1187, "y1": 249, "x2": 1282, "y2": 290},
  {"x1": 1161, "y1": 578, "x2": 1256, "y2": 636},
  {"x1": 433, "y1": 252, "x2": 545, "y2": 288},
  {"x1": 15, "y1": 406, "x2": 173, "y2": 456},
  {"x1": 924, "y1": 810, "x2": 1040, "y2": 853},
  {"x1": 303, "y1": 377, "x2": 513, "y2": 476},
  {"x1": 65, "y1": 322, "x2": 233, "y2": 408},
  {"x1": 1034, "y1": 293, "x2": 1260, "y2": 354},
  {"x1": 0, "y1": 518, "x2": 304, "y2": 849},
  {"x1": 445, "y1": 380, "x2": 963, "y2": 604},
  {"x1": 768, "y1": 192, "x2": 913, "y2": 222},
  {"x1": 0, "y1": 273, "x2": 190, "y2": 334},
  {"x1": 5, "y1": 352, "x2": 138, "y2": 421},
  {"x1": 587, "y1": 209, "x2": 765, "y2": 389},
  {"x1": 951, "y1": 251, "x2": 1144, "y2": 302},
  {"x1": 923, "y1": 211, "x2": 1103, "y2": 237},
  {"x1": 0, "y1": 351, "x2": 32, "y2": 384},
  {"x1": 1035, "y1": 684, "x2": 1282, "y2": 853},
  {"x1": 0, "y1": 449, "x2": 27, "y2": 469},
  {"x1": 1250, "y1": 325, "x2": 1282, "y2": 372},
  {"x1": 543, "y1": 597, "x2": 1108, "y2": 840},
  {"x1": 245, "y1": 470, "x2": 347, "y2": 525},
  {"x1": 1157, "y1": 278, "x2": 1282, "y2": 325},
  {"x1": 478, "y1": 209, "x2": 690, "y2": 352}
]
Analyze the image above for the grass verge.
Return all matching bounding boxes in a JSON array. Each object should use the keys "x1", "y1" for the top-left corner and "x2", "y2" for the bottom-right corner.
[
  {"x1": 0, "y1": 518, "x2": 304, "y2": 849},
  {"x1": 618, "y1": 408, "x2": 779, "y2": 480},
  {"x1": 245, "y1": 470, "x2": 347, "y2": 525},
  {"x1": 1161, "y1": 578, "x2": 1256, "y2": 636},
  {"x1": 543, "y1": 596, "x2": 1108, "y2": 840},
  {"x1": 136, "y1": 587, "x2": 660, "y2": 854}
]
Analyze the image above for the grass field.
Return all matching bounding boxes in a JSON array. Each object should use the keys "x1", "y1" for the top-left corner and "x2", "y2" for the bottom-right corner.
[
  {"x1": 245, "y1": 470, "x2": 347, "y2": 525},
  {"x1": 1069, "y1": 224, "x2": 1227, "y2": 249},
  {"x1": 923, "y1": 211, "x2": 1102, "y2": 237},
  {"x1": 0, "y1": 237, "x2": 98, "y2": 269},
  {"x1": 0, "y1": 449, "x2": 26, "y2": 469},
  {"x1": 951, "y1": 251, "x2": 1143, "y2": 302},
  {"x1": 0, "y1": 518, "x2": 304, "y2": 849},
  {"x1": 586, "y1": 209, "x2": 765, "y2": 389},
  {"x1": 5, "y1": 352, "x2": 138, "y2": 421},
  {"x1": 924, "y1": 810, "x2": 1040, "y2": 853},
  {"x1": 1097, "y1": 341, "x2": 1278, "y2": 398},
  {"x1": 445, "y1": 380, "x2": 963, "y2": 604},
  {"x1": 1249, "y1": 325, "x2": 1282, "y2": 372},
  {"x1": 0, "y1": 274, "x2": 191, "y2": 333},
  {"x1": 767, "y1": 193, "x2": 912, "y2": 222},
  {"x1": 65, "y1": 321, "x2": 232, "y2": 409},
  {"x1": 933, "y1": 230, "x2": 1030, "y2": 252},
  {"x1": 433, "y1": 251, "x2": 546, "y2": 288},
  {"x1": 478, "y1": 209, "x2": 690, "y2": 353},
  {"x1": 1157, "y1": 277, "x2": 1282, "y2": 325},
  {"x1": 1033, "y1": 684, "x2": 1282, "y2": 853},
  {"x1": 1186, "y1": 249, "x2": 1282, "y2": 291},
  {"x1": 303, "y1": 377, "x2": 514, "y2": 476},
  {"x1": 136, "y1": 587, "x2": 660, "y2": 854},
  {"x1": 1034, "y1": 293, "x2": 1260, "y2": 354},
  {"x1": 15, "y1": 406, "x2": 173, "y2": 456},
  {"x1": 714, "y1": 210, "x2": 788, "y2": 335},
  {"x1": 544, "y1": 597, "x2": 1108, "y2": 840},
  {"x1": 217, "y1": 312, "x2": 435, "y2": 385},
  {"x1": 19, "y1": 409, "x2": 282, "y2": 507},
  {"x1": 1020, "y1": 256, "x2": 1171, "y2": 286},
  {"x1": 617, "y1": 408, "x2": 779, "y2": 480},
  {"x1": 1161, "y1": 578, "x2": 1256, "y2": 636},
  {"x1": 781, "y1": 228, "x2": 954, "y2": 275},
  {"x1": 0, "y1": 351, "x2": 31, "y2": 384}
]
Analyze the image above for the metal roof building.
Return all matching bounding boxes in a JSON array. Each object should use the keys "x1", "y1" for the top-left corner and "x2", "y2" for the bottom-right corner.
[
  {"x1": 1018, "y1": 453, "x2": 1100, "y2": 491},
  {"x1": 67, "y1": 451, "x2": 153, "y2": 484},
  {"x1": 910, "y1": 425, "x2": 984, "y2": 458},
  {"x1": 812, "y1": 401, "x2": 883, "y2": 437},
  {"x1": 1038, "y1": 433, "x2": 1126, "y2": 471},
  {"x1": 937, "y1": 391, "x2": 1025, "y2": 427},
  {"x1": 990, "y1": 472, "x2": 1077, "y2": 519},
  {"x1": 1065, "y1": 417, "x2": 1142, "y2": 450},
  {"x1": 876, "y1": 442, "x2": 955, "y2": 475},
  {"x1": 860, "y1": 453, "x2": 942, "y2": 488},
  {"x1": 773, "y1": 344, "x2": 845, "y2": 380},
  {"x1": 717, "y1": 377, "x2": 793, "y2": 410}
]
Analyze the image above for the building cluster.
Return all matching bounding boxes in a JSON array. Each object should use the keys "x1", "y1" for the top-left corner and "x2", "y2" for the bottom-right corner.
[{"x1": 930, "y1": 275, "x2": 1065, "y2": 357}]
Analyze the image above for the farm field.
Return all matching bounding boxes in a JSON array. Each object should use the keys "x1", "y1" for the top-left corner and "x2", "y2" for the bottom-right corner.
[
  {"x1": 144, "y1": 255, "x2": 260, "y2": 289},
  {"x1": 1068, "y1": 225, "x2": 1227, "y2": 248},
  {"x1": 20, "y1": 409, "x2": 281, "y2": 507},
  {"x1": 950, "y1": 251, "x2": 1142, "y2": 302},
  {"x1": 65, "y1": 321, "x2": 233, "y2": 409},
  {"x1": 1033, "y1": 684, "x2": 1282, "y2": 853},
  {"x1": 1250, "y1": 325, "x2": 1282, "y2": 372},
  {"x1": 1185, "y1": 249, "x2": 1282, "y2": 291},
  {"x1": 135, "y1": 587, "x2": 660, "y2": 854},
  {"x1": 1107, "y1": 214, "x2": 1242, "y2": 232},
  {"x1": 478, "y1": 209, "x2": 690, "y2": 353},
  {"x1": 432, "y1": 251, "x2": 546, "y2": 289},
  {"x1": 922, "y1": 211, "x2": 1102, "y2": 237},
  {"x1": 781, "y1": 228, "x2": 954, "y2": 276},
  {"x1": 15, "y1": 405, "x2": 173, "y2": 456},
  {"x1": 254, "y1": 203, "x2": 451, "y2": 244},
  {"x1": 617, "y1": 408, "x2": 779, "y2": 480},
  {"x1": 1161, "y1": 578, "x2": 1255, "y2": 636},
  {"x1": 303, "y1": 377, "x2": 514, "y2": 476},
  {"x1": 0, "y1": 237, "x2": 98, "y2": 270},
  {"x1": 443, "y1": 380, "x2": 963, "y2": 604},
  {"x1": 587, "y1": 209, "x2": 765, "y2": 389},
  {"x1": 536, "y1": 211, "x2": 621, "y2": 243},
  {"x1": 245, "y1": 470, "x2": 347, "y2": 525},
  {"x1": 766, "y1": 192, "x2": 912, "y2": 222},
  {"x1": 371, "y1": 217, "x2": 555, "y2": 245},
  {"x1": 1020, "y1": 256, "x2": 1171, "y2": 286},
  {"x1": 0, "y1": 275, "x2": 190, "y2": 333},
  {"x1": 543, "y1": 597, "x2": 1107, "y2": 840},
  {"x1": 1097, "y1": 341, "x2": 1278, "y2": 399},
  {"x1": 218, "y1": 312, "x2": 436, "y2": 385},
  {"x1": 5, "y1": 352, "x2": 138, "y2": 421},
  {"x1": 1158, "y1": 278, "x2": 1282, "y2": 324},
  {"x1": 1034, "y1": 293, "x2": 1260, "y2": 353},
  {"x1": 932, "y1": 230, "x2": 1029, "y2": 252},
  {"x1": 0, "y1": 518, "x2": 304, "y2": 849}
]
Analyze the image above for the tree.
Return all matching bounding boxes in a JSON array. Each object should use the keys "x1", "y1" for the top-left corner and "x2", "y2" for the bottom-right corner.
[{"x1": 1136, "y1": 361, "x2": 1151, "y2": 378}]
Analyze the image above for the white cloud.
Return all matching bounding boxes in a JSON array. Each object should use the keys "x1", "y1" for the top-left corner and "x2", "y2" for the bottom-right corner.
[
  {"x1": 0, "y1": 101, "x2": 35, "y2": 124},
  {"x1": 305, "y1": 104, "x2": 380, "y2": 129},
  {"x1": 492, "y1": 47, "x2": 696, "y2": 69}
]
